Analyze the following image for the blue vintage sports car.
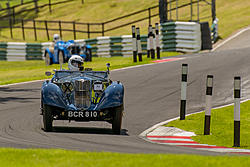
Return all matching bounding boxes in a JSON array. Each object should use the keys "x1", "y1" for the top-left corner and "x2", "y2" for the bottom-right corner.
[
  {"x1": 41, "y1": 65, "x2": 124, "y2": 134},
  {"x1": 44, "y1": 40, "x2": 92, "y2": 65}
]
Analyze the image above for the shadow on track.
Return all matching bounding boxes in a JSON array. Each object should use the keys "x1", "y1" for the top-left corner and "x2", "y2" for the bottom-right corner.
[
  {"x1": 43, "y1": 126, "x2": 129, "y2": 136},
  {"x1": 0, "y1": 97, "x2": 40, "y2": 103}
]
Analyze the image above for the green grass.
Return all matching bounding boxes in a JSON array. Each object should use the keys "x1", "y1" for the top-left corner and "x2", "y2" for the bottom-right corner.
[
  {"x1": 0, "y1": 148, "x2": 249, "y2": 167},
  {"x1": 2, "y1": 0, "x2": 245, "y2": 42},
  {"x1": 166, "y1": 101, "x2": 250, "y2": 149},
  {"x1": 0, "y1": 52, "x2": 178, "y2": 85}
]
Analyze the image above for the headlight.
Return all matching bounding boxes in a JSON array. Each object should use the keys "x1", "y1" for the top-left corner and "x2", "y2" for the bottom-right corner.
[{"x1": 61, "y1": 82, "x2": 73, "y2": 94}]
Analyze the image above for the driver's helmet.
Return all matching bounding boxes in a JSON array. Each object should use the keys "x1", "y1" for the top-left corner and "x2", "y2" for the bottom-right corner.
[
  {"x1": 68, "y1": 55, "x2": 83, "y2": 71},
  {"x1": 53, "y1": 34, "x2": 60, "y2": 42}
]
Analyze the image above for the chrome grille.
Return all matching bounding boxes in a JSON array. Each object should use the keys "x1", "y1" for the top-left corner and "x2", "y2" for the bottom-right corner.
[{"x1": 74, "y1": 79, "x2": 91, "y2": 109}]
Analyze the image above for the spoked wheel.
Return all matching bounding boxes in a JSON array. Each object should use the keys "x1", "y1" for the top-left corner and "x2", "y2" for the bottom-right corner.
[
  {"x1": 112, "y1": 105, "x2": 123, "y2": 135},
  {"x1": 45, "y1": 52, "x2": 51, "y2": 66},
  {"x1": 43, "y1": 104, "x2": 53, "y2": 132},
  {"x1": 58, "y1": 51, "x2": 64, "y2": 65}
]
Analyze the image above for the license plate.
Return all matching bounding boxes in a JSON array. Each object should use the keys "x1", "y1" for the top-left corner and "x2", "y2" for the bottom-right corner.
[{"x1": 68, "y1": 111, "x2": 99, "y2": 118}]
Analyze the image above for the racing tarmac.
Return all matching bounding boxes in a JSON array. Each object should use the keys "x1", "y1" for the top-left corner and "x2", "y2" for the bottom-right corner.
[{"x1": 0, "y1": 29, "x2": 250, "y2": 155}]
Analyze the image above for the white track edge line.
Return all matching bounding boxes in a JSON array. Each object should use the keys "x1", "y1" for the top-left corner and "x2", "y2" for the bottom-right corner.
[
  {"x1": 0, "y1": 79, "x2": 46, "y2": 88},
  {"x1": 212, "y1": 27, "x2": 250, "y2": 51}
]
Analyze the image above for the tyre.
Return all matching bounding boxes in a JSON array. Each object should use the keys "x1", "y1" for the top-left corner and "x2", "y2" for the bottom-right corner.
[
  {"x1": 112, "y1": 105, "x2": 123, "y2": 134},
  {"x1": 45, "y1": 52, "x2": 52, "y2": 65},
  {"x1": 43, "y1": 104, "x2": 53, "y2": 132},
  {"x1": 58, "y1": 51, "x2": 65, "y2": 65}
]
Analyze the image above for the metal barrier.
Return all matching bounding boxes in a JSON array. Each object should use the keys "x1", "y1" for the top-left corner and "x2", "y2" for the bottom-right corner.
[
  {"x1": 0, "y1": 21, "x2": 205, "y2": 61},
  {"x1": 0, "y1": 42, "x2": 43, "y2": 61},
  {"x1": 80, "y1": 35, "x2": 147, "y2": 57}
]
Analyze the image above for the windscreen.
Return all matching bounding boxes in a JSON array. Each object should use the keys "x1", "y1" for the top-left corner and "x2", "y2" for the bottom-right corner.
[{"x1": 55, "y1": 70, "x2": 108, "y2": 81}]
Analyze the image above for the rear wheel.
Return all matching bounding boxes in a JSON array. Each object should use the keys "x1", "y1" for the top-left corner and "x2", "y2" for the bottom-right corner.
[
  {"x1": 45, "y1": 52, "x2": 52, "y2": 65},
  {"x1": 43, "y1": 104, "x2": 53, "y2": 132},
  {"x1": 58, "y1": 51, "x2": 64, "y2": 65},
  {"x1": 112, "y1": 105, "x2": 123, "y2": 134}
]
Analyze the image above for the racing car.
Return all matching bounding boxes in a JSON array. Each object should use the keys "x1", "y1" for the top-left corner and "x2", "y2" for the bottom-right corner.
[
  {"x1": 41, "y1": 63, "x2": 124, "y2": 134},
  {"x1": 44, "y1": 40, "x2": 92, "y2": 65}
]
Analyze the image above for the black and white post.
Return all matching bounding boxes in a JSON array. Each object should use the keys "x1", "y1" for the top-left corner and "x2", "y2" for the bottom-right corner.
[
  {"x1": 151, "y1": 27, "x2": 156, "y2": 59},
  {"x1": 180, "y1": 64, "x2": 188, "y2": 120},
  {"x1": 204, "y1": 75, "x2": 213, "y2": 135},
  {"x1": 147, "y1": 26, "x2": 151, "y2": 58},
  {"x1": 234, "y1": 76, "x2": 241, "y2": 147},
  {"x1": 132, "y1": 25, "x2": 137, "y2": 62},
  {"x1": 155, "y1": 23, "x2": 161, "y2": 59},
  {"x1": 136, "y1": 27, "x2": 143, "y2": 62}
]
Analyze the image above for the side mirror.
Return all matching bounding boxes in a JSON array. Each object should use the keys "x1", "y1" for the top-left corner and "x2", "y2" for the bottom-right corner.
[
  {"x1": 106, "y1": 63, "x2": 110, "y2": 74},
  {"x1": 45, "y1": 71, "x2": 52, "y2": 76}
]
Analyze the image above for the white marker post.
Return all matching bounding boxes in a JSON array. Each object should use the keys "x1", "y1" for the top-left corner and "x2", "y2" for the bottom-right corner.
[
  {"x1": 147, "y1": 26, "x2": 151, "y2": 58},
  {"x1": 234, "y1": 76, "x2": 241, "y2": 147},
  {"x1": 136, "y1": 27, "x2": 142, "y2": 62},
  {"x1": 180, "y1": 64, "x2": 188, "y2": 120},
  {"x1": 155, "y1": 23, "x2": 160, "y2": 59},
  {"x1": 204, "y1": 75, "x2": 213, "y2": 135},
  {"x1": 132, "y1": 25, "x2": 137, "y2": 62},
  {"x1": 151, "y1": 27, "x2": 156, "y2": 59}
]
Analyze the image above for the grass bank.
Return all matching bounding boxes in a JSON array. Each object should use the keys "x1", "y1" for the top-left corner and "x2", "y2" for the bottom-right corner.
[
  {"x1": 1, "y1": 0, "x2": 249, "y2": 42},
  {"x1": 166, "y1": 101, "x2": 250, "y2": 149},
  {"x1": 0, "y1": 148, "x2": 249, "y2": 167},
  {"x1": 0, "y1": 52, "x2": 178, "y2": 85}
]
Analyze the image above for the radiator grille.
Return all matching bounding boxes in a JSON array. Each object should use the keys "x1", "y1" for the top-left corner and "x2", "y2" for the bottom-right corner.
[{"x1": 74, "y1": 79, "x2": 91, "y2": 109}]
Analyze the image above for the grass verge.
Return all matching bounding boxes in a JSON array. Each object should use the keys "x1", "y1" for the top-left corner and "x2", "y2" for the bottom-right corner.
[
  {"x1": 0, "y1": 148, "x2": 249, "y2": 167},
  {"x1": 2, "y1": 0, "x2": 249, "y2": 42},
  {"x1": 166, "y1": 101, "x2": 250, "y2": 149},
  {"x1": 0, "y1": 52, "x2": 178, "y2": 85}
]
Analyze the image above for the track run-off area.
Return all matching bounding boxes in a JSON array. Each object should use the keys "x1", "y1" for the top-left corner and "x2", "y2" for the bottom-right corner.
[{"x1": 0, "y1": 28, "x2": 250, "y2": 155}]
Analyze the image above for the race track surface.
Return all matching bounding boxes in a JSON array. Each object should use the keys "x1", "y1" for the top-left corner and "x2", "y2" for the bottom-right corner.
[{"x1": 0, "y1": 31, "x2": 250, "y2": 155}]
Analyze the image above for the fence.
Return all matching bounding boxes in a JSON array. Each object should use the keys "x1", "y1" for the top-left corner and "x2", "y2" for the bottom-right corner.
[
  {"x1": 0, "y1": 0, "x2": 82, "y2": 19},
  {"x1": 0, "y1": 0, "x2": 214, "y2": 41}
]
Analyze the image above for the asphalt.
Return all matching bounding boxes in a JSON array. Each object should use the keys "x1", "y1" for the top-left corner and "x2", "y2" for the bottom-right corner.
[{"x1": 0, "y1": 29, "x2": 250, "y2": 155}]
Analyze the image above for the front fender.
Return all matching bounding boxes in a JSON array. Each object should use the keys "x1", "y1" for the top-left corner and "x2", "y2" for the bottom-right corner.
[
  {"x1": 42, "y1": 82, "x2": 67, "y2": 109},
  {"x1": 96, "y1": 82, "x2": 124, "y2": 110},
  {"x1": 45, "y1": 48, "x2": 53, "y2": 58}
]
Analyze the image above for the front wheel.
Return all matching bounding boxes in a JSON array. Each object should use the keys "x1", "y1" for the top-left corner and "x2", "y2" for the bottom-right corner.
[
  {"x1": 43, "y1": 104, "x2": 53, "y2": 132},
  {"x1": 58, "y1": 51, "x2": 65, "y2": 65},
  {"x1": 45, "y1": 52, "x2": 52, "y2": 66},
  {"x1": 112, "y1": 105, "x2": 123, "y2": 134}
]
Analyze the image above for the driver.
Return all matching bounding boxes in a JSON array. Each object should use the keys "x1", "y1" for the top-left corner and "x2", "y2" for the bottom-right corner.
[
  {"x1": 53, "y1": 34, "x2": 60, "y2": 42},
  {"x1": 49, "y1": 34, "x2": 61, "y2": 54},
  {"x1": 68, "y1": 55, "x2": 84, "y2": 71}
]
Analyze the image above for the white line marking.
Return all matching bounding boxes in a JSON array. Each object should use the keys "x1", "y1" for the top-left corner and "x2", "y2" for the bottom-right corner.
[
  {"x1": 0, "y1": 79, "x2": 46, "y2": 88},
  {"x1": 197, "y1": 148, "x2": 250, "y2": 153},
  {"x1": 212, "y1": 27, "x2": 250, "y2": 51},
  {"x1": 147, "y1": 138, "x2": 193, "y2": 141}
]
